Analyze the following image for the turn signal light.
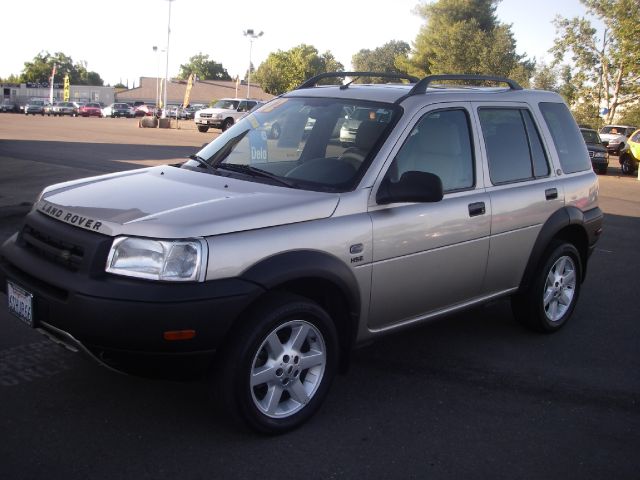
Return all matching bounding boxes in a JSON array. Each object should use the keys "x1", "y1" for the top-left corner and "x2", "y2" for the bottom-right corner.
[{"x1": 163, "y1": 330, "x2": 196, "y2": 341}]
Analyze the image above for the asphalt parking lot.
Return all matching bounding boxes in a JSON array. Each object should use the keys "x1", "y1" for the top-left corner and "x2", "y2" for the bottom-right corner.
[{"x1": 0, "y1": 114, "x2": 639, "y2": 479}]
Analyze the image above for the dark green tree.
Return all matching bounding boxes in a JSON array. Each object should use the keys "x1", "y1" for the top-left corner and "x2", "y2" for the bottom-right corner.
[
  {"x1": 351, "y1": 40, "x2": 411, "y2": 83},
  {"x1": 551, "y1": 0, "x2": 640, "y2": 124},
  {"x1": 21, "y1": 52, "x2": 103, "y2": 85},
  {"x1": 178, "y1": 53, "x2": 231, "y2": 81},
  {"x1": 532, "y1": 62, "x2": 559, "y2": 91},
  {"x1": 400, "y1": 0, "x2": 534, "y2": 82},
  {"x1": 254, "y1": 44, "x2": 344, "y2": 95}
]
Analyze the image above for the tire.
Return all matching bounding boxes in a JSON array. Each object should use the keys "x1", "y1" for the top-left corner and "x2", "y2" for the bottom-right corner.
[
  {"x1": 512, "y1": 241, "x2": 582, "y2": 333},
  {"x1": 215, "y1": 293, "x2": 338, "y2": 434},
  {"x1": 197, "y1": 125, "x2": 209, "y2": 133},
  {"x1": 221, "y1": 118, "x2": 234, "y2": 132},
  {"x1": 599, "y1": 166, "x2": 608, "y2": 175},
  {"x1": 620, "y1": 154, "x2": 636, "y2": 175},
  {"x1": 269, "y1": 122, "x2": 281, "y2": 139}
]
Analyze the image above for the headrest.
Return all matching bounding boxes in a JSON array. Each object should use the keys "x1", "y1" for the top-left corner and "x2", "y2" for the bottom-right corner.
[{"x1": 355, "y1": 121, "x2": 386, "y2": 150}]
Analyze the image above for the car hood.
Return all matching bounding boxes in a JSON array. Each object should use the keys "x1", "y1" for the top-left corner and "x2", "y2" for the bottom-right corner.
[
  {"x1": 585, "y1": 143, "x2": 606, "y2": 151},
  {"x1": 198, "y1": 107, "x2": 233, "y2": 115},
  {"x1": 35, "y1": 166, "x2": 340, "y2": 238},
  {"x1": 599, "y1": 133, "x2": 626, "y2": 142}
]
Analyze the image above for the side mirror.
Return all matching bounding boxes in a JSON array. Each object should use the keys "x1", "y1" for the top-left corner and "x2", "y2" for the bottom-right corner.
[{"x1": 376, "y1": 171, "x2": 444, "y2": 205}]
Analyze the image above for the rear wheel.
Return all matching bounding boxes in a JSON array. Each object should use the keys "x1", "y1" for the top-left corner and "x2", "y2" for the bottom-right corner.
[
  {"x1": 512, "y1": 241, "x2": 582, "y2": 333},
  {"x1": 197, "y1": 125, "x2": 209, "y2": 133},
  {"x1": 620, "y1": 154, "x2": 637, "y2": 175},
  {"x1": 215, "y1": 293, "x2": 338, "y2": 434}
]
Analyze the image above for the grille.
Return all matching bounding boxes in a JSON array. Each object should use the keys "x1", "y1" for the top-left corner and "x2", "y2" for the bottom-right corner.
[
  {"x1": 588, "y1": 151, "x2": 594, "y2": 158},
  {"x1": 200, "y1": 113, "x2": 212, "y2": 118},
  {"x1": 21, "y1": 225, "x2": 84, "y2": 271}
]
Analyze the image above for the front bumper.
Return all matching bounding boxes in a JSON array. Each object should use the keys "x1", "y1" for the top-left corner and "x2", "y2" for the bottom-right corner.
[
  {"x1": 196, "y1": 118, "x2": 223, "y2": 128},
  {"x1": 1, "y1": 211, "x2": 264, "y2": 364}
]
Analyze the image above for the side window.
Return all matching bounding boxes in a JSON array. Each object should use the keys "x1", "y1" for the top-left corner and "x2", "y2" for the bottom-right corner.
[
  {"x1": 390, "y1": 109, "x2": 474, "y2": 192},
  {"x1": 478, "y1": 108, "x2": 549, "y2": 184},
  {"x1": 237, "y1": 101, "x2": 247, "y2": 112},
  {"x1": 539, "y1": 102, "x2": 591, "y2": 174},
  {"x1": 631, "y1": 131, "x2": 640, "y2": 143}
]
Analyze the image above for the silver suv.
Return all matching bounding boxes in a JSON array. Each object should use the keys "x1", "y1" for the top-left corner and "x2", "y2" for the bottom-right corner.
[{"x1": 1, "y1": 73, "x2": 603, "y2": 433}]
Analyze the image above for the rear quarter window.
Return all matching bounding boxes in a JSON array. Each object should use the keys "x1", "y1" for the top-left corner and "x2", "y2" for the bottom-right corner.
[{"x1": 539, "y1": 102, "x2": 591, "y2": 174}]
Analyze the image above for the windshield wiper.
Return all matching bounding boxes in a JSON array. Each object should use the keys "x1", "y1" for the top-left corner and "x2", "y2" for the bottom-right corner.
[
  {"x1": 216, "y1": 163, "x2": 297, "y2": 188},
  {"x1": 187, "y1": 154, "x2": 217, "y2": 174}
]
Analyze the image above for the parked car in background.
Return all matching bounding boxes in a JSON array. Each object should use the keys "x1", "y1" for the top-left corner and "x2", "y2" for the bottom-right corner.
[
  {"x1": 134, "y1": 104, "x2": 157, "y2": 117},
  {"x1": 24, "y1": 99, "x2": 47, "y2": 115},
  {"x1": 102, "y1": 103, "x2": 135, "y2": 118},
  {"x1": 194, "y1": 98, "x2": 260, "y2": 132},
  {"x1": 78, "y1": 102, "x2": 103, "y2": 117},
  {"x1": 599, "y1": 125, "x2": 637, "y2": 156},
  {"x1": 44, "y1": 102, "x2": 56, "y2": 116},
  {"x1": 0, "y1": 100, "x2": 17, "y2": 112},
  {"x1": 580, "y1": 128, "x2": 609, "y2": 174},
  {"x1": 339, "y1": 107, "x2": 389, "y2": 144},
  {"x1": 51, "y1": 101, "x2": 79, "y2": 117},
  {"x1": 620, "y1": 128, "x2": 640, "y2": 175}
]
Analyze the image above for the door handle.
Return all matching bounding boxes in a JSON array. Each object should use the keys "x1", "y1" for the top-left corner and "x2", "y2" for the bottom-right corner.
[
  {"x1": 545, "y1": 188, "x2": 558, "y2": 200},
  {"x1": 468, "y1": 202, "x2": 486, "y2": 217}
]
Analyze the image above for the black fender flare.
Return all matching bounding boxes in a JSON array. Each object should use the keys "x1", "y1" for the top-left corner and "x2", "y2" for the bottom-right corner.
[
  {"x1": 240, "y1": 250, "x2": 361, "y2": 357},
  {"x1": 241, "y1": 250, "x2": 360, "y2": 316},
  {"x1": 518, "y1": 206, "x2": 601, "y2": 291}
]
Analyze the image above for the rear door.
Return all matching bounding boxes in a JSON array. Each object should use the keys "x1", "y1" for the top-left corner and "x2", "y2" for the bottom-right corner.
[{"x1": 472, "y1": 102, "x2": 564, "y2": 295}]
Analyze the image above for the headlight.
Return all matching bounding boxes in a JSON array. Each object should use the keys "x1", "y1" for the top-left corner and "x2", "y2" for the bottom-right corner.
[
  {"x1": 594, "y1": 152, "x2": 607, "y2": 158},
  {"x1": 106, "y1": 237, "x2": 207, "y2": 282},
  {"x1": 215, "y1": 113, "x2": 223, "y2": 119}
]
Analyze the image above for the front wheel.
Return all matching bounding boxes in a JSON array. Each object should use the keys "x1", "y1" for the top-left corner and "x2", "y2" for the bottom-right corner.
[
  {"x1": 221, "y1": 118, "x2": 234, "y2": 132},
  {"x1": 512, "y1": 241, "x2": 582, "y2": 333},
  {"x1": 197, "y1": 125, "x2": 209, "y2": 133},
  {"x1": 216, "y1": 293, "x2": 338, "y2": 434}
]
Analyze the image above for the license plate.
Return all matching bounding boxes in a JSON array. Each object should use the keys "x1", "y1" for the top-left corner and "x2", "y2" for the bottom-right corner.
[{"x1": 7, "y1": 281, "x2": 34, "y2": 327}]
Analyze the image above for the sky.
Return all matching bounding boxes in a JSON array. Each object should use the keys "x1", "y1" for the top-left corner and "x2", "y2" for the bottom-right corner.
[{"x1": 0, "y1": 0, "x2": 604, "y2": 87}]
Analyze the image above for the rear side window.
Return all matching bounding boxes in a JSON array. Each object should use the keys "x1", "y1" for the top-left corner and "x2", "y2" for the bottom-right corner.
[
  {"x1": 539, "y1": 102, "x2": 591, "y2": 174},
  {"x1": 478, "y1": 108, "x2": 549, "y2": 184}
]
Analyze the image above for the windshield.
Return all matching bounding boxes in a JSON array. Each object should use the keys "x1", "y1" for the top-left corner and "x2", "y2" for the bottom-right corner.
[
  {"x1": 189, "y1": 97, "x2": 398, "y2": 192},
  {"x1": 213, "y1": 99, "x2": 240, "y2": 110},
  {"x1": 581, "y1": 130, "x2": 601, "y2": 144}
]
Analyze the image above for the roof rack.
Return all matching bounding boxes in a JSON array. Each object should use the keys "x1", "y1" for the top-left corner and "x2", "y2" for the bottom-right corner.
[
  {"x1": 296, "y1": 71, "x2": 420, "y2": 90},
  {"x1": 408, "y1": 74, "x2": 522, "y2": 96}
]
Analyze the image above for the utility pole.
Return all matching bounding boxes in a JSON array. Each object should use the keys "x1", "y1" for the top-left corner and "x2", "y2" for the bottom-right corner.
[{"x1": 243, "y1": 29, "x2": 263, "y2": 99}]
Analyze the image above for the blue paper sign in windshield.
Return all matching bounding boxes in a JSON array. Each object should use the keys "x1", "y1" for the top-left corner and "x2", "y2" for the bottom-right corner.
[{"x1": 249, "y1": 130, "x2": 268, "y2": 164}]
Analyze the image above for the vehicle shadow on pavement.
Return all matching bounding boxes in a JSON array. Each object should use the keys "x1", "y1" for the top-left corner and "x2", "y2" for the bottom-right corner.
[{"x1": 0, "y1": 139, "x2": 199, "y2": 173}]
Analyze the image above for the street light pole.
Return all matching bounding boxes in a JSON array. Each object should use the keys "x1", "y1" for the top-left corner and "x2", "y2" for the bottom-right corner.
[
  {"x1": 243, "y1": 29, "x2": 263, "y2": 99},
  {"x1": 162, "y1": 0, "x2": 175, "y2": 119},
  {"x1": 153, "y1": 46, "x2": 159, "y2": 108}
]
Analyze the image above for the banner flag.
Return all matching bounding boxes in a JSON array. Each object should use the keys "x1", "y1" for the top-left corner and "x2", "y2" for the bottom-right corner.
[
  {"x1": 63, "y1": 74, "x2": 70, "y2": 102},
  {"x1": 183, "y1": 73, "x2": 194, "y2": 107}
]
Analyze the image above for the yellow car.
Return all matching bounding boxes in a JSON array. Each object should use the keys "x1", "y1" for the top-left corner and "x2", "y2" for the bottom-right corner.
[{"x1": 621, "y1": 129, "x2": 640, "y2": 175}]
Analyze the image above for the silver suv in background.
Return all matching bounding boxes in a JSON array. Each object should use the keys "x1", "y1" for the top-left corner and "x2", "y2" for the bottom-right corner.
[
  {"x1": 194, "y1": 98, "x2": 261, "y2": 133},
  {"x1": 599, "y1": 124, "x2": 637, "y2": 156},
  {"x1": 1, "y1": 73, "x2": 603, "y2": 434}
]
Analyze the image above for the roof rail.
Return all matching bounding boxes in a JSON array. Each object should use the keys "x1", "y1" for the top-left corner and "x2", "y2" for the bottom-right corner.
[
  {"x1": 408, "y1": 74, "x2": 523, "y2": 96},
  {"x1": 296, "y1": 71, "x2": 420, "y2": 90}
]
